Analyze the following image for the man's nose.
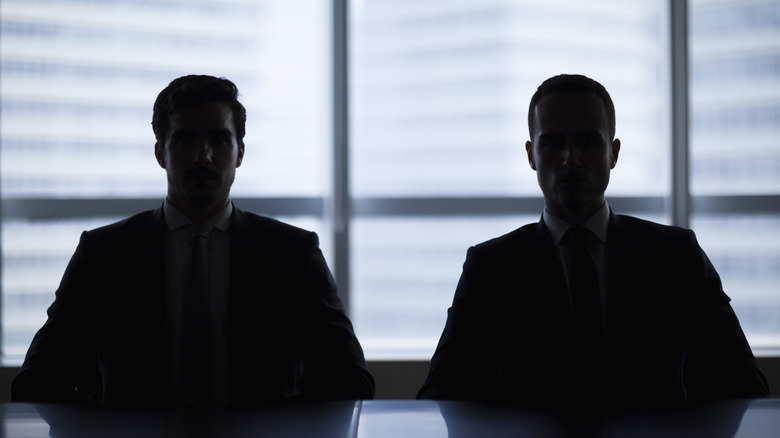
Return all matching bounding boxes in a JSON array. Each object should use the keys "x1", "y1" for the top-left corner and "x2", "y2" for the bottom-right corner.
[
  {"x1": 562, "y1": 140, "x2": 581, "y2": 167},
  {"x1": 193, "y1": 140, "x2": 213, "y2": 164}
]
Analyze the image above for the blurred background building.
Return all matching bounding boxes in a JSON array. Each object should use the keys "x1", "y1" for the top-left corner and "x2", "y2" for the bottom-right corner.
[{"x1": 1, "y1": 0, "x2": 778, "y2": 362}]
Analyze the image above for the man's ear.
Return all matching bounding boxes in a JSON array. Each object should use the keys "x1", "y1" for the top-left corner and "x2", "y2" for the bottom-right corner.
[
  {"x1": 610, "y1": 138, "x2": 621, "y2": 169},
  {"x1": 155, "y1": 142, "x2": 166, "y2": 168},
  {"x1": 525, "y1": 140, "x2": 537, "y2": 170},
  {"x1": 236, "y1": 141, "x2": 245, "y2": 167}
]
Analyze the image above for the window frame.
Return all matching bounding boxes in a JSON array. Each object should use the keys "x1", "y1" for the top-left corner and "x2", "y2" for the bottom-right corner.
[{"x1": 1, "y1": 0, "x2": 779, "y2": 360}]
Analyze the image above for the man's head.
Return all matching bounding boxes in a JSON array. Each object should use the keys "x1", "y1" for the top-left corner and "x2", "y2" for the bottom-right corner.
[
  {"x1": 152, "y1": 75, "x2": 247, "y2": 144},
  {"x1": 527, "y1": 74, "x2": 616, "y2": 140},
  {"x1": 525, "y1": 74, "x2": 621, "y2": 225},
  {"x1": 153, "y1": 75, "x2": 246, "y2": 222}
]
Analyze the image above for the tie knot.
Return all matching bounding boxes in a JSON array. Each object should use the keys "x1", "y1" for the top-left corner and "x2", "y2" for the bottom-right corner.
[
  {"x1": 570, "y1": 226, "x2": 591, "y2": 247},
  {"x1": 190, "y1": 223, "x2": 215, "y2": 240}
]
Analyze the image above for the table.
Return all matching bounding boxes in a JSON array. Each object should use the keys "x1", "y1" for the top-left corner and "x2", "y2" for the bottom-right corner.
[{"x1": 2, "y1": 399, "x2": 778, "y2": 437}]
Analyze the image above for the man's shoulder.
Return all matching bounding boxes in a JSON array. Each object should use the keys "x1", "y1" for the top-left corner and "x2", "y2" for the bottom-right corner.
[
  {"x1": 64, "y1": 209, "x2": 164, "y2": 262},
  {"x1": 470, "y1": 222, "x2": 544, "y2": 257},
  {"x1": 609, "y1": 213, "x2": 706, "y2": 262},
  {"x1": 230, "y1": 209, "x2": 325, "y2": 267},
  {"x1": 611, "y1": 213, "x2": 693, "y2": 240},
  {"x1": 233, "y1": 208, "x2": 313, "y2": 237},
  {"x1": 83, "y1": 208, "x2": 162, "y2": 239},
  {"x1": 232, "y1": 207, "x2": 318, "y2": 255}
]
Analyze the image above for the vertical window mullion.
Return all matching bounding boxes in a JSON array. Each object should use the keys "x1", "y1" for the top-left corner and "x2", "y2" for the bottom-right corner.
[
  {"x1": 671, "y1": 0, "x2": 691, "y2": 228},
  {"x1": 332, "y1": 0, "x2": 352, "y2": 312}
]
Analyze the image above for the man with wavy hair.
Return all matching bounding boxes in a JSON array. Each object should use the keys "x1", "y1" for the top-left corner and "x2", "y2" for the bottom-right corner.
[{"x1": 13, "y1": 75, "x2": 374, "y2": 407}]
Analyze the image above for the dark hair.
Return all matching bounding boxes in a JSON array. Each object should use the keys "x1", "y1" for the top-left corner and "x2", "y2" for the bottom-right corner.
[
  {"x1": 527, "y1": 74, "x2": 616, "y2": 139},
  {"x1": 152, "y1": 75, "x2": 247, "y2": 144}
]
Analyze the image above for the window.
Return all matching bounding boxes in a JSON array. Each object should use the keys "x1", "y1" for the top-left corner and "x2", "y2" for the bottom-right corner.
[
  {"x1": 1, "y1": 0, "x2": 778, "y2": 363},
  {"x1": 689, "y1": 0, "x2": 780, "y2": 351},
  {"x1": 0, "y1": 0, "x2": 330, "y2": 359},
  {"x1": 349, "y1": 0, "x2": 670, "y2": 358}
]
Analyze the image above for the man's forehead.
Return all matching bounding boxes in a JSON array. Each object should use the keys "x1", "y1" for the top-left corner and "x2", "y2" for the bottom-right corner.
[
  {"x1": 532, "y1": 92, "x2": 608, "y2": 133},
  {"x1": 536, "y1": 92, "x2": 605, "y2": 114},
  {"x1": 169, "y1": 101, "x2": 234, "y2": 129}
]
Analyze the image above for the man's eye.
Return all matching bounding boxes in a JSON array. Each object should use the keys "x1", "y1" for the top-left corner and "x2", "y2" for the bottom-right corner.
[
  {"x1": 170, "y1": 133, "x2": 192, "y2": 144},
  {"x1": 579, "y1": 135, "x2": 603, "y2": 147},
  {"x1": 211, "y1": 134, "x2": 230, "y2": 145}
]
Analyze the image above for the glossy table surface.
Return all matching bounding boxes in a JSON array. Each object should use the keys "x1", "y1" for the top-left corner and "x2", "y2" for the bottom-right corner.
[{"x1": 2, "y1": 398, "x2": 779, "y2": 438}]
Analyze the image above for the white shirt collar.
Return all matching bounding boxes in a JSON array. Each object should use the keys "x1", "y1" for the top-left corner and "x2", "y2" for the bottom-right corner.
[
  {"x1": 543, "y1": 201, "x2": 610, "y2": 246},
  {"x1": 163, "y1": 199, "x2": 232, "y2": 232}
]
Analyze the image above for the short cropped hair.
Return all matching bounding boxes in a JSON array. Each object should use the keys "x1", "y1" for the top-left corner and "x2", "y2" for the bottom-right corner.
[
  {"x1": 527, "y1": 74, "x2": 616, "y2": 139},
  {"x1": 152, "y1": 75, "x2": 247, "y2": 144}
]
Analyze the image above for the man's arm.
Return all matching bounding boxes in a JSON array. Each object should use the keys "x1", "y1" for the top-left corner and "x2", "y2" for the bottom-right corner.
[
  {"x1": 680, "y1": 230, "x2": 769, "y2": 399},
  {"x1": 295, "y1": 232, "x2": 375, "y2": 400},
  {"x1": 417, "y1": 246, "x2": 503, "y2": 400},
  {"x1": 11, "y1": 232, "x2": 100, "y2": 403}
]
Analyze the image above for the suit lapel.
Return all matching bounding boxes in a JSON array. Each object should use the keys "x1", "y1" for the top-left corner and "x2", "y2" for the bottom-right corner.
[
  {"x1": 99, "y1": 206, "x2": 169, "y2": 393},
  {"x1": 605, "y1": 212, "x2": 641, "y2": 310},
  {"x1": 228, "y1": 206, "x2": 262, "y2": 308},
  {"x1": 533, "y1": 219, "x2": 571, "y2": 311},
  {"x1": 226, "y1": 207, "x2": 286, "y2": 336},
  {"x1": 225, "y1": 207, "x2": 294, "y2": 399},
  {"x1": 127, "y1": 205, "x2": 167, "y2": 308},
  {"x1": 605, "y1": 212, "x2": 648, "y2": 352},
  {"x1": 497, "y1": 219, "x2": 571, "y2": 338}
]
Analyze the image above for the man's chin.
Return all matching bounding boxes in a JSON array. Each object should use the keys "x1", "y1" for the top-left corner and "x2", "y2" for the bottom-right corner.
[
  {"x1": 552, "y1": 193, "x2": 598, "y2": 211},
  {"x1": 182, "y1": 179, "x2": 222, "y2": 196},
  {"x1": 555, "y1": 189, "x2": 590, "y2": 204},
  {"x1": 186, "y1": 177, "x2": 220, "y2": 187},
  {"x1": 183, "y1": 190, "x2": 227, "y2": 206}
]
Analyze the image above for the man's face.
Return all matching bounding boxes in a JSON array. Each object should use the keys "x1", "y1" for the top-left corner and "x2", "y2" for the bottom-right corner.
[
  {"x1": 155, "y1": 101, "x2": 244, "y2": 215},
  {"x1": 525, "y1": 92, "x2": 620, "y2": 223}
]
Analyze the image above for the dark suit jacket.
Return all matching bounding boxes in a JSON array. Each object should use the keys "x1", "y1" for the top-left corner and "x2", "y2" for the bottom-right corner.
[
  {"x1": 11, "y1": 205, "x2": 374, "y2": 406},
  {"x1": 417, "y1": 213, "x2": 768, "y2": 403}
]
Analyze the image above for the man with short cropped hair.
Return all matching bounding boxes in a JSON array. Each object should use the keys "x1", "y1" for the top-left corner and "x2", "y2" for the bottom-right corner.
[
  {"x1": 418, "y1": 73, "x2": 768, "y2": 404},
  {"x1": 13, "y1": 75, "x2": 374, "y2": 407}
]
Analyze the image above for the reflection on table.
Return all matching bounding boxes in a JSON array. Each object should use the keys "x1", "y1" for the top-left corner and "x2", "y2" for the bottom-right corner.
[{"x1": 2, "y1": 398, "x2": 779, "y2": 438}]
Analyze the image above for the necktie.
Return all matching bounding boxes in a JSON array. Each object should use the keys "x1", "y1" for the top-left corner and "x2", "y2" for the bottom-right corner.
[
  {"x1": 568, "y1": 226, "x2": 606, "y2": 396},
  {"x1": 179, "y1": 222, "x2": 215, "y2": 404}
]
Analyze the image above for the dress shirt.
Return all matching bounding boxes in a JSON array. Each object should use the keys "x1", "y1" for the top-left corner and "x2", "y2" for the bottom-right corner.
[
  {"x1": 163, "y1": 200, "x2": 232, "y2": 403},
  {"x1": 542, "y1": 202, "x2": 610, "y2": 322}
]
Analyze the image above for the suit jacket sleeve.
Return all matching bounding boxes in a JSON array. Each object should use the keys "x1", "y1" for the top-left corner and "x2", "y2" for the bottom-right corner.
[
  {"x1": 11, "y1": 230, "x2": 101, "y2": 403},
  {"x1": 677, "y1": 229, "x2": 769, "y2": 399},
  {"x1": 292, "y1": 231, "x2": 375, "y2": 400},
  {"x1": 417, "y1": 245, "x2": 506, "y2": 400}
]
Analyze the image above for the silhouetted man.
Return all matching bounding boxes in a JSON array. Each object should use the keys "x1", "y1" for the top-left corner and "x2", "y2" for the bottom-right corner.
[
  {"x1": 418, "y1": 74, "x2": 768, "y2": 404},
  {"x1": 12, "y1": 75, "x2": 374, "y2": 407}
]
